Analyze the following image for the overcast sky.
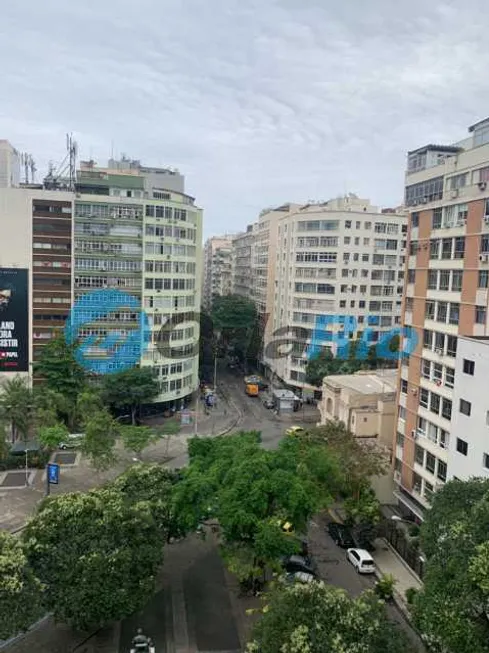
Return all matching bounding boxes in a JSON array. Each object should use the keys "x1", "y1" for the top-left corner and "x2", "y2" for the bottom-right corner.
[{"x1": 2, "y1": 0, "x2": 489, "y2": 237}]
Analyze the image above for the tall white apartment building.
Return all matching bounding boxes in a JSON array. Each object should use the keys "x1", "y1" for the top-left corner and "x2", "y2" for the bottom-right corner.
[
  {"x1": 232, "y1": 225, "x2": 256, "y2": 300},
  {"x1": 202, "y1": 236, "x2": 234, "y2": 310},
  {"x1": 395, "y1": 117, "x2": 489, "y2": 520},
  {"x1": 266, "y1": 196, "x2": 407, "y2": 390}
]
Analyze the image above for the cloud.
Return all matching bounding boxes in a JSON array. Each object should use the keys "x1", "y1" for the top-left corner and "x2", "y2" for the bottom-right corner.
[{"x1": 1, "y1": 0, "x2": 489, "y2": 236}]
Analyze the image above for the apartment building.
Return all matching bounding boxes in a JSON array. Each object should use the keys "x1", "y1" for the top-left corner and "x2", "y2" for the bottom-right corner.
[
  {"x1": 0, "y1": 151, "x2": 203, "y2": 408},
  {"x1": 0, "y1": 140, "x2": 21, "y2": 188},
  {"x1": 319, "y1": 369, "x2": 397, "y2": 450},
  {"x1": 267, "y1": 196, "x2": 407, "y2": 391},
  {"x1": 232, "y1": 224, "x2": 257, "y2": 299},
  {"x1": 0, "y1": 187, "x2": 74, "y2": 384},
  {"x1": 202, "y1": 236, "x2": 234, "y2": 310},
  {"x1": 395, "y1": 117, "x2": 489, "y2": 520}
]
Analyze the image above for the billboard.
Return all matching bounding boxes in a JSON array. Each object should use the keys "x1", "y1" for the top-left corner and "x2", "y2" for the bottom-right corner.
[{"x1": 0, "y1": 268, "x2": 29, "y2": 373}]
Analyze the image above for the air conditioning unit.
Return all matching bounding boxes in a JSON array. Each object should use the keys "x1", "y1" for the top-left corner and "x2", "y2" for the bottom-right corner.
[
  {"x1": 435, "y1": 347, "x2": 443, "y2": 355},
  {"x1": 450, "y1": 189, "x2": 459, "y2": 199},
  {"x1": 411, "y1": 429, "x2": 418, "y2": 439},
  {"x1": 394, "y1": 470, "x2": 401, "y2": 484},
  {"x1": 484, "y1": 215, "x2": 489, "y2": 223},
  {"x1": 480, "y1": 254, "x2": 489, "y2": 263},
  {"x1": 479, "y1": 181, "x2": 487, "y2": 191}
]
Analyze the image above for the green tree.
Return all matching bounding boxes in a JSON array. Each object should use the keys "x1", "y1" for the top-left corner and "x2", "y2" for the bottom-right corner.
[
  {"x1": 121, "y1": 425, "x2": 158, "y2": 460},
  {"x1": 344, "y1": 485, "x2": 381, "y2": 547},
  {"x1": 33, "y1": 335, "x2": 87, "y2": 429},
  {"x1": 211, "y1": 295, "x2": 258, "y2": 366},
  {"x1": 38, "y1": 423, "x2": 69, "y2": 452},
  {"x1": 0, "y1": 531, "x2": 44, "y2": 640},
  {"x1": 247, "y1": 581, "x2": 415, "y2": 653},
  {"x1": 412, "y1": 478, "x2": 489, "y2": 653},
  {"x1": 23, "y1": 488, "x2": 164, "y2": 631},
  {"x1": 0, "y1": 376, "x2": 34, "y2": 441},
  {"x1": 110, "y1": 463, "x2": 183, "y2": 540},
  {"x1": 101, "y1": 367, "x2": 159, "y2": 425},
  {"x1": 175, "y1": 432, "x2": 327, "y2": 587},
  {"x1": 81, "y1": 409, "x2": 119, "y2": 471}
]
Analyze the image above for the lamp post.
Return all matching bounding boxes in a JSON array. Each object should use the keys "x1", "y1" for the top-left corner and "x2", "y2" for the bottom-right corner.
[{"x1": 213, "y1": 329, "x2": 221, "y2": 391}]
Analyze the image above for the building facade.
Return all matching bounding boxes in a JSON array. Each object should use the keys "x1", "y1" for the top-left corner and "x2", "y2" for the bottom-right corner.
[
  {"x1": 0, "y1": 140, "x2": 20, "y2": 188},
  {"x1": 202, "y1": 236, "x2": 234, "y2": 310},
  {"x1": 232, "y1": 225, "x2": 256, "y2": 300},
  {"x1": 447, "y1": 336, "x2": 489, "y2": 481},
  {"x1": 395, "y1": 117, "x2": 489, "y2": 519},
  {"x1": 319, "y1": 369, "x2": 397, "y2": 450},
  {"x1": 0, "y1": 153, "x2": 203, "y2": 408},
  {"x1": 267, "y1": 196, "x2": 407, "y2": 391}
]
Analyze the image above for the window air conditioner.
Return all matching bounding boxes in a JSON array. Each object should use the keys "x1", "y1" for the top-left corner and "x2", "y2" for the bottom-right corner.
[
  {"x1": 479, "y1": 181, "x2": 487, "y2": 191},
  {"x1": 450, "y1": 190, "x2": 459, "y2": 199}
]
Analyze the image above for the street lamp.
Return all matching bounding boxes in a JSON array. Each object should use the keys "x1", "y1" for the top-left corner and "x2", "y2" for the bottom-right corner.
[{"x1": 213, "y1": 329, "x2": 221, "y2": 391}]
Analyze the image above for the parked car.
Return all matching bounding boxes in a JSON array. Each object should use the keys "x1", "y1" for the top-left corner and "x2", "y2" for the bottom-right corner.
[
  {"x1": 285, "y1": 425, "x2": 305, "y2": 436},
  {"x1": 327, "y1": 522, "x2": 355, "y2": 548},
  {"x1": 281, "y1": 554, "x2": 317, "y2": 577},
  {"x1": 263, "y1": 398, "x2": 275, "y2": 409},
  {"x1": 286, "y1": 571, "x2": 315, "y2": 584},
  {"x1": 346, "y1": 548, "x2": 376, "y2": 574},
  {"x1": 59, "y1": 433, "x2": 84, "y2": 450}
]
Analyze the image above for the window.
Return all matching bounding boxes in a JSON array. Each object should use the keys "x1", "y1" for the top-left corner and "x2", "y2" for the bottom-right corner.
[
  {"x1": 426, "y1": 452, "x2": 436, "y2": 474},
  {"x1": 401, "y1": 379, "x2": 408, "y2": 394},
  {"x1": 339, "y1": 300, "x2": 346, "y2": 308},
  {"x1": 483, "y1": 454, "x2": 489, "y2": 470},
  {"x1": 345, "y1": 220, "x2": 352, "y2": 229},
  {"x1": 481, "y1": 234, "x2": 489, "y2": 254},
  {"x1": 428, "y1": 270, "x2": 437, "y2": 289},
  {"x1": 407, "y1": 269, "x2": 416, "y2": 283},
  {"x1": 362, "y1": 254, "x2": 369, "y2": 262},
  {"x1": 441, "y1": 239, "x2": 452, "y2": 259},
  {"x1": 447, "y1": 335, "x2": 457, "y2": 357},
  {"x1": 456, "y1": 438, "x2": 468, "y2": 456},
  {"x1": 445, "y1": 367, "x2": 455, "y2": 388},
  {"x1": 479, "y1": 270, "x2": 489, "y2": 288},
  {"x1": 344, "y1": 237, "x2": 351, "y2": 244},
  {"x1": 415, "y1": 445, "x2": 424, "y2": 465},
  {"x1": 439, "y1": 270, "x2": 450, "y2": 291},
  {"x1": 459, "y1": 399, "x2": 472, "y2": 416},
  {"x1": 398, "y1": 406, "x2": 406, "y2": 420},
  {"x1": 421, "y1": 359, "x2": 431, "y2": 379},
  {"x1": 396, "y1": 432, "x2": 404, "y2": 447},
  {"x1": 452, "y1": 270, "x2": 463, "y2": 292},
  {"x1": 437, "y1": 460, "x2": 447, "y2": 482},
  {"x1": 425, "y1": 301, "x2": 435, "y2": 320},
  {"x1": 405, "y1": 176, "x2": 444, "y2": 205},
  {"x1": 454, "y1": 237, "x2": 465, "y2": 259},
  {"x1": 463, "y1": 359, "x2": 475, "y2": 375},
  {"x1": 476, "y1": 306, "x2": 487, "y2": 324},
  {"x1": 430, "y1": 393, "x2": 440, "y2": 415},
  {"x1": 442, "y1": 398, "x2": 452, "y2": 420},
  {"x1": 449, "y1": 303, "x2": 459, "y2": 325},
  {"x1": 411, "y1": 213, "x2": 419, "y2": 227},
  {"x1": 430, "y1": 239, "x2": 439, "y2": 259},
  {"x1": 449, "y1": 173, "x2": 468, "y2": 189},
  {"x1": 420, "y1": 388, "x2": 429, "y2": 408},
  {"x1": 436, "y1": 301, "x2": 447, "y2": 322},
  {"x1": 432, "y1": 208, "x2": 442, "y2": 229}
]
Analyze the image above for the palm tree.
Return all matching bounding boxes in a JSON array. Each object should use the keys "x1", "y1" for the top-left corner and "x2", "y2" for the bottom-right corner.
[{"x1": 0, "y1": 376, "x2": 34, "y2": 442}]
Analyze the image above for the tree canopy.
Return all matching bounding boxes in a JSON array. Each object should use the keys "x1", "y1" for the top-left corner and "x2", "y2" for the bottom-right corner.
[
  {"x1": 247, "y1": 581, "x2": 415, "y2": 653},
  {"x1": 211, "y1": 295, "x2": 260, "y2": 366},
  {"x1": 0, "y1": 532, "x2": 44, "y2": 640},
  {"x1": 305, "y1": 336, "x2": 400, "y2": 387},
  {"x1": 101, "y1": 367, "x2": 159, "y2": 424},
  {"x1": 0, "y1": 376, "x2": 34, "y2": 441},
  {"x1": 120, "y1": 425, "x2": 158, "y2": 459},
  {"x1": 33, "y1": 335, "x2": 87, "y2": 427},
  {"x1": 22, "y1": 487, "x2": 165, "y2": 631},
  {"x1": 81, "y1": 408, "x2": 119, "y2": 471},
  {"x1": 413, "y1": 478, "x2": 489, "y2": 653}
]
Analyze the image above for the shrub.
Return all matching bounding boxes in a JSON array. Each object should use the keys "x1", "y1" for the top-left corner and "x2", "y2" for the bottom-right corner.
[
  {"x1": 374, "y1": 573, "x2": 396, "y2": 600},
  {"x1": 405, "y1": 587, "x2": 418, "y2": 605}
]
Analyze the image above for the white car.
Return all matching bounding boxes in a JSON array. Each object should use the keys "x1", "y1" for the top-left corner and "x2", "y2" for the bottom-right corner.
[
  {"x1": 59, "y1": 433, "x2": 84, "y2": 450},
  {"x1": 346, "y1": 548, "x2": 376, "y2": 574}
]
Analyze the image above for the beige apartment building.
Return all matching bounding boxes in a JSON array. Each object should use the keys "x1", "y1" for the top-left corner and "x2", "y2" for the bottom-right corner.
[
  {"x1": 319, "y1": 369, "x2": 397, "y2": 449},
  {"x1": 395, "y1": 116, "x2": 489, "y2": 520},
  {"x1": 267, "y1": 196, "x2": 407, "y2": 392},
  {"x1": 202, "y1": 235, "x2": 234, "y2": 310},
  {"x1": 232, "y1": 225, "x2": 256, "y2": 300}
]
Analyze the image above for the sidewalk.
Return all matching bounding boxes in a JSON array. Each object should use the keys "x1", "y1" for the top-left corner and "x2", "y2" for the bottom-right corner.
[{"x1": 0, "y1": 388, "x2": 242, "y2": 535}]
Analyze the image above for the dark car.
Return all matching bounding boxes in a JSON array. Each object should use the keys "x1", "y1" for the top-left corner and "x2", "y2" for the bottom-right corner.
[
  {"x1": 281, "y1": 554, "x2": 317, "y2": 577},
  {"x1": 327, "y1": 522, "x2": 356, "y2": 548},
  {"x1": 263, "y1": 398, "x2": 275, "y2": 409}
]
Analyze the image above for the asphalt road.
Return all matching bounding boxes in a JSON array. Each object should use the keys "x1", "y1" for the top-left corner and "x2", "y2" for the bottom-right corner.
[{"x1": 310, "y1": 512, "x2": 425, "y2": 652}]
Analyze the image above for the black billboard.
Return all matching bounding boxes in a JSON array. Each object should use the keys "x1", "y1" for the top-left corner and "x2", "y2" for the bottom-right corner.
[{"x1": 0, "y1": 268, "x2": 29, "y2": 373}]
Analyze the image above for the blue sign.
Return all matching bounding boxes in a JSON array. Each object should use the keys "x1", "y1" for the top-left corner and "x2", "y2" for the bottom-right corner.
[
  {"x1": 65, "y1": 289, "x2": 151, "y2": 375},
  {"x1": 47, "y1": 463, "x2": 59, "y2": 485}
]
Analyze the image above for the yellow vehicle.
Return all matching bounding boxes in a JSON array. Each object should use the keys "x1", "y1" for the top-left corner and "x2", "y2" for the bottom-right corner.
[
  {"x1": 285, "y1": 425, "x2": 305, "y2": 437},
  {"x1": 245, "y1": 383, "x2": 259, "y2": 397}
]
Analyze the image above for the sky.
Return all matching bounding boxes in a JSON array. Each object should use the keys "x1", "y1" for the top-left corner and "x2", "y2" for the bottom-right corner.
[{"x1": 2, "y1": 0, "x2": 489, "y2": 237}]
